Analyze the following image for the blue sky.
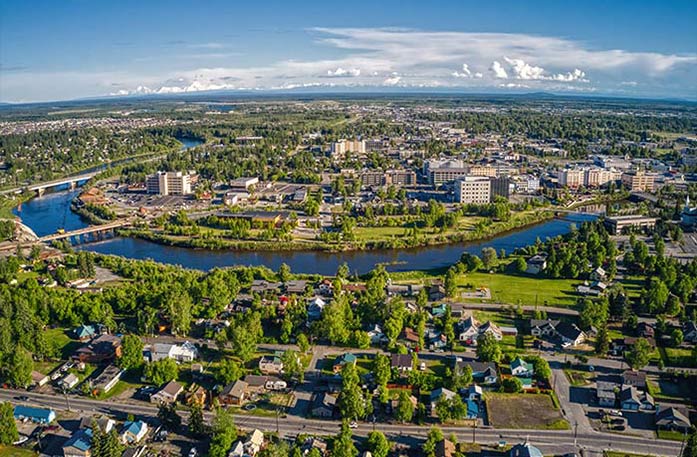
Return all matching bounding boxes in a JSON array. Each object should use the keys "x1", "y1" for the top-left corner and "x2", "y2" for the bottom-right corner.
[{"x1": 1, "y1": 0, "x2": 696, "y2": 102}]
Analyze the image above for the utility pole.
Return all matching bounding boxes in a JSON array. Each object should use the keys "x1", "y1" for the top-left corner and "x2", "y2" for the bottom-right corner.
[
  {"x1": 62, "y1": 387, "x2": 71, "y2": 412},
  {"x1": 574, "y1": 421, "x2": 578, "y2": 447},
  {"x1": 472, "y1": 420, "x2": 477, "y2": 444}
]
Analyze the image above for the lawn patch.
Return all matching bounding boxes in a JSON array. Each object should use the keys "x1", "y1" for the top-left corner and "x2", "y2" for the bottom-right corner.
[{"x1": 485, "y1": 392, "x2": 569, "y2": 430}]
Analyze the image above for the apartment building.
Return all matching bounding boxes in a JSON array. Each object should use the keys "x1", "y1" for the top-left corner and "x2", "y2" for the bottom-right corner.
[
  {"x1": 621, "y1": 171, "x2": 656, "y2": 192},
  {"x1": 559, "y1": 169, "x2": 584, "y2": 188},
  {"x1": 331, "y1": 139, "x2": 365, "y2": 156},
  {"x1": 468, "y1": 165, "x2": 498, "y2": 178},
  {"x1": 145, "y1": 171, "x2": 193, "y2": 195},
  {"x1": 454, "y1": 176, "x2": 491, "y2": 204}
]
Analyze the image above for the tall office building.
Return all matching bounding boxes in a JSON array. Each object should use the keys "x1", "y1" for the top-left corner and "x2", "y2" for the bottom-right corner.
[
  {"x1": 146, "y1": 171, "x2": 193, "y2": 195},
  {"x1": 454, "y1": 176, "x2": 491, "y2": 204}
]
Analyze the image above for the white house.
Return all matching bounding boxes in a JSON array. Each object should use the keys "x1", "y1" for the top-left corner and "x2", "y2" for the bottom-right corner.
[
  {"x1": 307, "y1": 297, "x2": 327, "y2": 321},
  {"x1": 60, "y1": 373, "x2": 80, "y2": 390},
  {"x1": 120, "y1": 420, "x2": 148, "y2": 444},
  {"x1": 367, "y1": 324, "x2": 388, "y2": 344},
  {"x1": 510, "y1": 358, "x2": 534, "y2": 378},
  {"x1": 149, "y1": 341, "x2": 199, "y2": 363}
]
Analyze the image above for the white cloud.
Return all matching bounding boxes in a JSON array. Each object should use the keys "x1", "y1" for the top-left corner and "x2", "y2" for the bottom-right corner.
[
  {"x1": 452, "y1": 63, "x2": 483, "y2": 79},
  {"x1": 326, "y1": 67, "x2": 361, "y2": 77},
  {"x1": 383, "y1": 76, "x2": 402, "y2": 86},
  {"x1": 490, "y1": 61, "x2": 508, "y2": 79},
  {"x1": 551, "y1": 68, "x2": 586, "y2": 82},
  {"x1": 504, "y1": 57, "x2": 545, "y2": 80}
]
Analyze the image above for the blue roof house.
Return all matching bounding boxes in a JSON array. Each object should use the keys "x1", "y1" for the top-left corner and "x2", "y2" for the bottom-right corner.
[
  {"x1": 13, "y1": 405, "x2": 56, "y2": 424},
  {"x1": 63, "y1": 428, "x2": 92, "y2": 457},
  {"x1": 466, "y1": 399, "x2": 480, "y2": 419}
]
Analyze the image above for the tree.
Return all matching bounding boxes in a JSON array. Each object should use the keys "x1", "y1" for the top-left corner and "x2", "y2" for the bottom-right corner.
[
  {"x1": 372, "y1": 354, "x2": 391, "y2": 388},
  {"x1": 228, "y1": 322, "x2": 258, "y2": 362},
  {"x1": 157, "y1": 402, "x2": 181, "y2": 431},
  {"x1": 338, "y1": 364, "x2": 365, "y2": 420},
  {"x1": 7, "y1": 347, "x2": 33, "y2": 388},
  {"x1": 167, "y1": 290, "x2": 193, "y2": 336},
  {"x1": 217, "y1": 358, "x2": 243, "y2": 385},
  {"x1": 0, "y1": 402, "x2": 18, "y2": 445},
  {"x1": 297, "y1": 333, "x2": 310, "y2": 353},
  {"x1": 683, "y1": 427, "x2": 697, "y2": 457},
  {"x1": 366, "y1": 430, "x2": 390, "y2": 457},
  {"x1": 526, "y1": 356, "x2": 551, "y2": 381},
  {"x1": 502, "y1": 377, "x2": 523, "y2": 393},
  {"x1": 423, "y1": 426, "x2": 444, "y2": 457},
  {"x1": 640, "y1": 278, "x2": 669, "y2": 314},
  {"x1": 332, "y1": 422, "x2": 357, "y2": 457},
  {"x1": 671, "y1": 328, "x2": 684, "y2": 347},
  {"x1": 395, "y1": 390, "x2": 415, "y2": 423},
  {"x1": 625, "y1": 338, "x2": 652, "y2": 370},
  {"x1": 188, "y1": 403, "x2": 206, "y2": 437},
  {"x1": 209, "y1": 408, "x2": 238, "y2": 457},
  {"x1": 435, "y1": 396, "x2": 452, "y2": 422},
  {"x1": 481, "y1": 247, "x2": 498, "y2": 269},
  {"x1": 444, "y1": 268, "x2": 457, "y2": 298},
  {"x1": 278, "y1": 263, "x2": 291, "y2": 283},
  {"x1": 595, "y1": 325, "x2": 610, "y2": 355},
  {"x1": 579, "y1": 298, "x2": 608, "y2": 330},
  {"x1": 514, "y1": 257, "x2": 527, "y2": 273},
  {"x1": 476, "y1": 332, "x2": 502, "y2": 362},
  {"x1": 144, "y1": 358, "x2": 178, "y2": 386},
  {"x1": 281, "y1": 350, "x2": 305, "y2": 382},
  {"x1": 118, "y1": 335, "x2": 144, "y2": 371}
]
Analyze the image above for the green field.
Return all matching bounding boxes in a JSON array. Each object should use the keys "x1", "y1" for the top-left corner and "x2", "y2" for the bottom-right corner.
[
  {"x1": 485, "y1": 392, "x2": 569, "y2": 430},
  {"x1": 44, "y1": 328, "x2": 80, "y2": 360},
  {"x1": 456, "y1": 272, "x2": 579, "y2": 307},
  {"x1": 0, "y1": 446, "x2": 37, "y2": 457},
  {"x1": 659, "y1": 346, "x2": 697, "y2": 368}
]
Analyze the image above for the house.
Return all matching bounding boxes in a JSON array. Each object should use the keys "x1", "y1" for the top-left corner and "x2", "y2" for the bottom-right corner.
[
  {"x1": 301, "y1": 437, "x2": 328, "y2": 455},
  {"x1": 258, "y1": 355, "x2": 284, "y2": 374},
  {"x1": 683, "y1": 321, "x2": 697, "y2": 343},
  {"x1": 509, "y1": 441, "x2": 543, "y2": 457},
  {"x1": 13, "y1": 405, "x2": 55, "y2": 424},
  {"x1": 655, "y1": 406, "x2": 692, "y2": 432},
  {"x1": 429, "y1": 284, "x2": 446, "y2": 301},
  {"x1": 244, "y1": 375, "x2": 271, "y2": 396},
  {"x1": 74, "y1": 334, "x2": 122, "y2": 363},
  {"x1": 637, "y1": 322, "x2": 655, "y2": 339},
  {"x1": 307, "y1": 297, "x2": 327, "y2": 321},
  {"x1": 333, "y1": 353, "x2": 357, "y2": 373},
  {"x1": 74, "y1": 324, "x2": 97, "y2": 341},
  {"x1": 431, "y1": 303, "x2": 448, "y2": 318},
  {"x1": 148, "y1": 341, "x2": 199, "y2": 363},
  {"x1": 590, "y1": 266, "x2": 606, "y2": 282},
  {"x1": 622, "y1": 370, "x2": 647, "y2": 390},
  {"x1": 465, "y1": 385, "x2": 483, "y2": 401},
  {"x1": 554, "y1": 322, "x2": 586, "y2": 347},
  {"x1": 59, "y1": 373, "x2": 80, "y2": 390},
  {"x1": 220, "y1": 380, "x2": 248, "y2": 405},
  {"x1": 461, "y1": 361, "x2": 498, "y2": 385},
  {"x1": 611, "y1": 337, "x2": 656, "y2": 356},
  {"x1": 311, "y1": 392, "x2": 336, "y2": 418},
  {"x1": 185, "y1": 384, "x2": 209, "y2": 407},
  {"x1": 63, "y1": 428, "x2": 92, "y2": 457},
  {"x1": 399, "y1": 327, "x2": 420, "y2": 347},
  {"x1": 525, "y1": 254, "x2": 547, "y2": 275},
  {"x1": 121, "y1": 420, "x2": 149, "y2": 444},
  {"x1": 318, "y1": 278, "x2": 334, "y2": 296},
  {"x1": 263, "y1": 376, "x2": 288, "y2": 391},
  {"x1": 435, "y1": 438, "x2": 456, "y2": 457},
  {"x1": 31, "y1": 370, "x2": 50, "y2": 387},
  {"x1": 510, "y1": 358, "x2": 534, "y2": 378},
  {"x1": 91, "y1": 364, "x2": 124, "y2": 394},
  {"x1": 620, "y1": 386, "x2": 654, "y2": 411},
  {"x1": 250, "y1": 280, "x2": 281, "y2": 295},
  {"x1": 229, "y1": 441, "x2": 245, "y2": 457},
  {"x1": 244, "y1": 429, "x2": 265, "y2": 456},
  {"x1": 466, "y1": 398, "x2": 480, "y2": 419},
  {"x1": 391, "y1": 353, "x2": 413, "y2": 372},
  {"x1": 426, "y1": 328, "x2": 448, "y2": 350},
  {"x1": 596, "y1": 381, "x2": 618, "y2": 407},
  {"x1": 284, "y1": 280, "x2": 308, "y2": 295},
  {"x1": 367, "y1": 324, "x2": 387, "y2": 345},
  {"x1": 529, "y1": 319, "x2": 559, "y2": 337},
  {"x1": 457, "y1": 316, "x2": 503, "y2": 344},
  {"x1": 149, "y1": 380, "x2": 183, "y2": 404},
  {"x1": 79, "y1": 416, "x2": 115, "y2": 433},
  {"x1": 429, "y1": 387, "x2": 456, "y2": 415}
]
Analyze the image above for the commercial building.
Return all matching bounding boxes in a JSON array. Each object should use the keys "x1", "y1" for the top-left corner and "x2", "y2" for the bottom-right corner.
[
  {"x1": 429, "y1": 166, "x2": 469, "y2": 186},
  {"x1": 145, "y1": 171, "x2": 193, "y2": 195},
  {"x1": 558, "y1": 169, "x2": 584, "y2": 188},
  {"x1": 490, "y1": 176, "x2": 511, "y2": 200},
  {"x1": 621, "y1": 171, "x2": 655, "y2": 192},
  {"x1": 330, "y1": 139, "x2": 365, "y2": 156},
  {"x1": 604, "y1": 215, "x2": 658, "y2": 235},
  {"x1": 468, "y1": 165, "x2": 498, "y2": 177},
  {"x1": 454, "y1": 176, "x2": 492, "y2": 204}
]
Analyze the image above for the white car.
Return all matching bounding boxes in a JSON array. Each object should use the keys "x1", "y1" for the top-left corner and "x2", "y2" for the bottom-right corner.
[
  {"x1": 188, "y1": 448, "x2": 198, "y2": 457},
  {"x1": 349, "y1": 421, "x2": 358, "y2": 429}
]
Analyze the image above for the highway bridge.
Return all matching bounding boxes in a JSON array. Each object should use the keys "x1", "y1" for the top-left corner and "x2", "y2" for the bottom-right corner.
[
  {"x1": 0, "y1": 170, "x2": 100, "y2": 196},
  {"x1": 39, "y1": 220, "x2": 131, "y2": 243}
]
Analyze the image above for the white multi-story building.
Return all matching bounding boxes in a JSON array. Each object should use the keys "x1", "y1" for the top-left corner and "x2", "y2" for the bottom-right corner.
[
  {"x1": 330, "y1": 139, "x2": 365, "y2": 157},
  {"x1": 454, "y1": 176, "x2": 491, "y2": 204},
  {"x1": 145, "y1": 171, "x2": 193, "y2": 195}
]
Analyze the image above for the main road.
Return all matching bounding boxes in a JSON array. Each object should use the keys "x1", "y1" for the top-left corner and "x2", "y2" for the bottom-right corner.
[{"x1": 0, "y1": 389, "x2": 682, "y2": 456}]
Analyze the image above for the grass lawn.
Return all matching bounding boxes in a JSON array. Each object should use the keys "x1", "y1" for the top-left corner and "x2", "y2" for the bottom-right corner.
[
  {"x1": 0, "y1": 446, "x2": 37, "y2": 457},
  {"x1": 564, "y1": 369, "x2": 594, "y2": 386},
  {"x1": 485, "y1": 392, "x2": 569, "y2": 430},
  {"x1": 44, "y1": 328, "x2": 80, "y2": 360},
  {"x1": 656, "y1": 429, "x2": 688, "y2": 441},
  {"x1": 605, "y1": 452, "x2": 657, "y2": 457},
  {"x1": 97, "y1": 378, "x2": 141, "y2": 400},
  {"x1": 456, "y1": 272, "x2": 579, "y2": 307},
  {"x1": 659, "y1": 346, "x2": 696, "y2": 368}
]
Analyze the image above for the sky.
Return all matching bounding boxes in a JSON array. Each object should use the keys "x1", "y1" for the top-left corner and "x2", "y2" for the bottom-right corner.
[{"x1": 1, "y1": 0, "x2": 696, "y2": 103}]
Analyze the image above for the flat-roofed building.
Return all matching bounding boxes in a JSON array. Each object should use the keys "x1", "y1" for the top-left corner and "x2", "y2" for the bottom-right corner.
[
  {"x1": 621, "y1": 171, "x2": 655, "y2": 191},
  {"x1": 468, "y1": 165, "x2": 498, "y2": 178},
  {"x1": 490, "y1": 176, "x2": 511, "y2": 200},
  {"x1": 604, "y1": 215, "x2": 657, "y2": 235},
  {"x1": 385, "y1": 169, "x2": 416, "y2": 186},
  {"x1": 429, "y1": 167, "x2": 469, "y2": 186},
  {"x1": 455, "y1": 176, "x2": 491, "y2": 204},
  {"x1": 146, "y1": 171, "x2": 193, "y2": 195},
  {"x1": 331, "y1": 139, "x2": 365, "y2": 157},
  {"x1": 559, "y1": 169, "x2": 584, "y2": 188}
]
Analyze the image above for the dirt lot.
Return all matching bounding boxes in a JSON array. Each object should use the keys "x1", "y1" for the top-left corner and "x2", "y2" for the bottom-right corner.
[{"x1": 486, "y1": 393, "x2": 568, "y2": 430}]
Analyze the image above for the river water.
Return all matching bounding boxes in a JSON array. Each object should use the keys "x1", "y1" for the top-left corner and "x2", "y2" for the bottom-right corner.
[{"x1": 13, "y1": 137, "x2": 596, "y2": 274}]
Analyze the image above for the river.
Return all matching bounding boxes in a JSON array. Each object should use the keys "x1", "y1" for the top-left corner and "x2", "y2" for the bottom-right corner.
[{"x1": 13, "y1": 137, "x2": 597, "y2": 274}]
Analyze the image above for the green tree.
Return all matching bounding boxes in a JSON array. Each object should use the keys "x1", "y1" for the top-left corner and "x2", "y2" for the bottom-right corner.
[
  {"x1": 332, "y1": 422, "x2": 357, "y2": 457},
  {"x1": 7, "y1": 347, "x2": 33, "y2": 388},
  {"x1": 476, "y1": 332, "x2": 502, "y2": 362},
  {"x1": 208, "y1": 408, "x2": 238, "y2": 457},
  {"x1": 683, "y1": 427, "x2": 697, "y2": 457},
  {"x1": 0, "y1": 402, "x2": 18, "y2": 445},
  {"x1": 671, "y1": 328, "x2": 684, "y2": 347},
  {"x1": 278, "y1": 263, "x2": 292, "y2": 283},
  {"x1": 526, "y1": 356, "x2": 551, "y2": 381},
  {"x1": 297, "y1": 333, "x2": 310, "y2": 353},
  {"x1": 423, "y1": 426, "x2": 444, "y2": 457},
  {"x1": 366, "y1": 430, "x2": 390, "y2": 457},
  {"x1": 625, "y1": 338, "x2": 652, "y2": 370},
  {"x1": 514, "y1": 257, "x2": 527, "y2": 273},
  {"x1": 144, "y1": 358, "x2": 178, "y2": 386},
  {"x1": 595, "y1": 325, "x2": 610, "y2": 355},
  {"x1": 372, "y1": 354, "x2": 391, "y2": 388},
  {"x1": 338, "y1": 364, "x2": 365, "y2": 420},
  {"x1": 217, "y1": 358, "x2": 243, "y2": 385},
  {"x1": 395, "y1": 390, "x2": 415, "y2": 423},
  {"x1": 118, "y1": 334, "x2": 144, "y2": 371},
  {"x1": 502, "y1": 377, "x2": 523, "y2": 393},
  {"x1": 157, "y1": 402, "x2": 181, "y2": 431},
  {"x1": 435, "y1": 396, "x2": 452, "y2": 422},
  {"x1": 188, "y1": 403, "x2": 206, "y2": 437},
  {"x1": 481, "y1": 247, "x2": 498, "y2": 269},
  {"x1": 444, "y1": 268, "x2": 457, "y2": 298},
  {"x1": 281, "y1": 350, "x2": 305, "y2": 382}
]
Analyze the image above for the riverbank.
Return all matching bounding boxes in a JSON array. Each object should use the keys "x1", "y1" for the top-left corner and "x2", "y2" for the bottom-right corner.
[{"x1": 117, "y1": 209, "x2": 556, "y2": 253}]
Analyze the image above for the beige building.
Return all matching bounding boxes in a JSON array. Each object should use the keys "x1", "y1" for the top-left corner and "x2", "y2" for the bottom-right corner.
[
  {"x1": 331, "y1": 139, "x2": 365, "y2": 156},
  {"x1": 454, "y1": 176, "x2": 491, "y2": 204},
  {"x1": 621, "y1": 171, "x2": 655, "y2": 191},
  {"x1": 146, "y1": 171, "x2": 193, "y2": 195},
  {"x1": 468, "y1": 165, "x2": 498, "y2": 178},
  {"x1": 559, "y1": 169, "x2": 584, "y2": 188},
  {"x1": 585, "y1": 168, "x2": 621, "y2": 187}
]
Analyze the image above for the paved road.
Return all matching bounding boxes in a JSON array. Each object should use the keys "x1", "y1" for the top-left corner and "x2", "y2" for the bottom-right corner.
[{"x1": 0, "y1": 389, "x2": 683, "y2": 456}]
